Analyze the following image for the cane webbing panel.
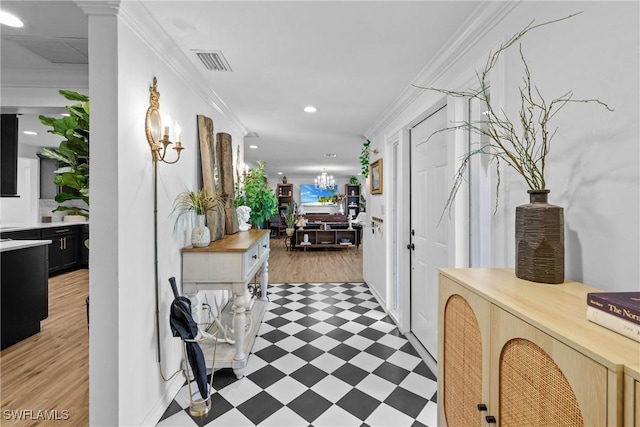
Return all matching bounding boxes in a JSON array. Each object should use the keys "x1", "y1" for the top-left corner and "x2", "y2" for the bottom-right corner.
[
  {"x1": 443, "y1": 295, "x2": 483, "y2": 427},
  {"x1": 500, "y1": 338, "x2": 584, "y2": 426}
]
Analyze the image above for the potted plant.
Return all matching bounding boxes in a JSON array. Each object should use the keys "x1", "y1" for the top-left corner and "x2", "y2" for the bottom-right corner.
[
  {"x1": 172, "y1": 188, "x2": 225, "y2": 247},
  {"x1": 284, "y1": 201, "x2": 298, "y2": 237},
  {"x1": 414, "y1": 13, "x2": 613, "y2": 283},
  {"x1": 39, "y1": 90, "x2": 90, "y2": 222},
  {"x1": 235, "y1": 160, "x2": 278, "y2": 228}
]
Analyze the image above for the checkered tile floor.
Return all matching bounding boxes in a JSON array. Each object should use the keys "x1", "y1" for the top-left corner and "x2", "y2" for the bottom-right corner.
[{"x1": 157, "y1": 282, "x2": 438, "y2": 426}]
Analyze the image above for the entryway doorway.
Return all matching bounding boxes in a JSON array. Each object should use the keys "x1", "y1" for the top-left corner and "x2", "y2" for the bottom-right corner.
[{"x1": 408, "y1": 104, "x2": 451, "y2": 361}]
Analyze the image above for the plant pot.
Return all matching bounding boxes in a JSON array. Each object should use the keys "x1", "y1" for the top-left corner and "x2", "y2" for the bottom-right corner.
[
  {"x1": 63, "y1": 214, "x2": 86, "y2": 223},
  {"x1": 286, "y1": 228, "x2": 294, "y2": 237},
  {"x1": 515, "y1": 189, "x2": 564, "y2": 284},
  {"x1": 192, "y1": 214, "x2": 211, "y2": 247}
]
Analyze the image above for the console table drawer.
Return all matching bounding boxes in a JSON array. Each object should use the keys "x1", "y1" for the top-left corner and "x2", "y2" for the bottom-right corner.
[
  {"x1": 183, "y1": 252, "x2": 243, "y2": 284},
  {"x1": 244, "y1": 242, "x2": 260, "y2": 277}
]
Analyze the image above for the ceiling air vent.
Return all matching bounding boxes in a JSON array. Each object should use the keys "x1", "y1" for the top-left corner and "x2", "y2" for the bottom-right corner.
[{"x1": 194, "y1": 50, "x2": 232, "y2": 72}]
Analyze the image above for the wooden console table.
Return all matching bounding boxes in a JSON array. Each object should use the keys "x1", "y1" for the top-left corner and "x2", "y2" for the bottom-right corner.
[{"x1": 181, "y1": 229, "x2": 269, "y2": 378}]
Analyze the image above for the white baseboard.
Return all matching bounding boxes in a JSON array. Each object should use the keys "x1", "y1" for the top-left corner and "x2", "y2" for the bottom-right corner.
[
  {"x1": 141, "y1": 370, "x2": 185, "y2": 426},
  {"x1": 405, "y1": 332, "x2": 438, "y2": 379},
  {"x1": 365, "y1": 282, "x2": 438, "y2": 378}
]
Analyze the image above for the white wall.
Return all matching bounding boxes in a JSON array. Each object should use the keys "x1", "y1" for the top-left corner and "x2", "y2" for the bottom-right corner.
[
  {"x1": 84, "y1": 3, "x2": 245, "y2": 425},
  {"x1": 0, "y1": 158, "x2": 39, "y2": 224},
  {"x1": 366, "y1": 2, "x2": 639, "y2": 299}
]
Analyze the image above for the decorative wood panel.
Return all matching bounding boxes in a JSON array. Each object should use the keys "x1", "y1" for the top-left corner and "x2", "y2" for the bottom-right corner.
[
  {"x1": 197, "y1": 115, "x2": 225, "y2": 241},
  {"x1": 216, "y1": 132, "x2": 239, "y2": 234}
]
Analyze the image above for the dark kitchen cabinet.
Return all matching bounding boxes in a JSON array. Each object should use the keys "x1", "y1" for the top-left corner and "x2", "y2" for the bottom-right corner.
[
  {"x1": 1, "y1": 243, "x2": 49, "y2": 349},
  {"x1": 1, "y1": 224, "x2": 89, "y2": 275},
  {"x1": 1, "y1": 114, "x2": 19, "y2": 197},
  {"x1": 41, "y1": 226, "x2": 80, "y2": 274},
  {"x1": 1, "y1": 229, "x2": 42, "y2": 240}
]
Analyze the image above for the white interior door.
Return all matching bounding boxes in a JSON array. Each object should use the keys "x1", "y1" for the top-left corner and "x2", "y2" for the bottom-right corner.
[{"x1": 409, "y1": 105, "x2": 449, "y2": 360}]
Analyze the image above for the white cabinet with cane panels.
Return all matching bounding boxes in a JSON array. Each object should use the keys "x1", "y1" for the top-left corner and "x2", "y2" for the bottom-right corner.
[{"x1": 438, "y1": 268, "x2": 640, "y2": 427}]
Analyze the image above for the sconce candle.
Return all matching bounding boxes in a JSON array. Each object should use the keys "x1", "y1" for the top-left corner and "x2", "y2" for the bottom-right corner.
[{"x1": 175, "y1": 123, "x2": 182, "y2": 144}]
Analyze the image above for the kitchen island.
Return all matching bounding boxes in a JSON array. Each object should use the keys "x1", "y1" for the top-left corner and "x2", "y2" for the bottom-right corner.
[
  {"x1": 1, "y1": 239, "x2": 51, "y2": 349},
  {"x1": 1, "y1": 221, "x2": 89, "y2": 275}
]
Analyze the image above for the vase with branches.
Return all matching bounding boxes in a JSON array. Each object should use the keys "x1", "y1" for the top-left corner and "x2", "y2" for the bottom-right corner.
[
  {"x1": 414, "y1": 12, "x2": 613, "y2": 215},
  {"x1": 414, "y1": 12, "x2": 613, "y2": 284}
]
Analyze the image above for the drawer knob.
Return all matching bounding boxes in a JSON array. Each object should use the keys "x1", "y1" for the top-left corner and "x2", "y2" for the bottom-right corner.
[
  {"x1": 486, "y1": 416, "x2": 496, "y2": 424},
  {"x1": 477, "y1": 404, "x2": 487, "y2": 411},
  {"x1": 252, "y1": 254, "x2": 257, "y2": 259}
]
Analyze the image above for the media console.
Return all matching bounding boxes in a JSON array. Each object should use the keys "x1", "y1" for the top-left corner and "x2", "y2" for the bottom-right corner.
[{"x1": 295, "y1": 228, "x2": 359, "y2": 250}]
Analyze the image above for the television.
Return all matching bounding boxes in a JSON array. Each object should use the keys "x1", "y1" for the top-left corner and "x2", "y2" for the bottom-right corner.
[{"x1": 300, "y1": 184, "x2": 338, "y2": 206}]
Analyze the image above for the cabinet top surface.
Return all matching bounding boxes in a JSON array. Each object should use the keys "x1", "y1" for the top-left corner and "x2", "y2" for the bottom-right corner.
[
  {"x1": 440, "y1": 268, "x2": 640, "y2": 367},
  {"x1": 1, "y1": 221, "x2": 88, "y2": 233},
  {"x1": 625, "y1": 364, "x2": 640, "y2": 380},
  {"x1": 182, "y1": 229, "x2": 269, "y2": 253},
  {"x1": 0, "y1": 239, "x2": 51, "y2": 252}
]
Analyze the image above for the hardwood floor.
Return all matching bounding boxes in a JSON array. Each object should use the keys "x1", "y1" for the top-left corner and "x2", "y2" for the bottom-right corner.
[
  {"x1": 267, "y1": 234, "x2": 364, "y2": 283},
  {"x1": 0, "y1": 237, "x2": 362, "y2": 425},
  {"x1": 1, "y1": 268, "x2": 89, "y2": 426}
]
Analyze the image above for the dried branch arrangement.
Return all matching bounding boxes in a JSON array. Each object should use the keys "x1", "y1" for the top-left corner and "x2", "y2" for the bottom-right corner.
[{"x1": 414, "y1": 12, "x2": 613, "y2": 215}]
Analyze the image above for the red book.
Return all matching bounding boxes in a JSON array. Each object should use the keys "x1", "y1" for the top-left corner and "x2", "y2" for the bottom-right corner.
[{"x1": 586, "y1": 292, "x2": 640, "y2": 326}]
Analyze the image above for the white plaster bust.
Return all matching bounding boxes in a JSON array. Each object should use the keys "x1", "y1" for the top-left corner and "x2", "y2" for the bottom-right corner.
[{"x1": 236, "y1": 205, "x2": 251, "y2": 231}]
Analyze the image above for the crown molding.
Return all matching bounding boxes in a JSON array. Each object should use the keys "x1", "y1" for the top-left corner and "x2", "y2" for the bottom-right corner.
[
  {"x1": 75, "y1": 0, "x2": 120, "y2": 16},
  {"x1": 116, "y1": 2, "x2": 247, "y2": 137},
  {"x1": 364, "y1": 0, "x2": 520, "y2": 139},
  {"x1": 76, "y1": 0, "x2": 246, "y2": 136}
]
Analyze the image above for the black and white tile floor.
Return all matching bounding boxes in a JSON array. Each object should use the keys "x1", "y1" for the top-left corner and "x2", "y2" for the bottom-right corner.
[{"x1": 157, "y1": 282, "x2": 438, "y2": 426}]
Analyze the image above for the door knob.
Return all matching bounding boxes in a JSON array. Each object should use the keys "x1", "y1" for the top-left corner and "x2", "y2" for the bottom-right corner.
[{"x1": 406, "y1": 243, "x2": 415, "y2": 250}]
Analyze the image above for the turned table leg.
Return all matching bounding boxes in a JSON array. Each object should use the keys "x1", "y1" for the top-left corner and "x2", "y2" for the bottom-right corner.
[{"x1": 260, "y1": 259, "x2": 269, "y2": 301}]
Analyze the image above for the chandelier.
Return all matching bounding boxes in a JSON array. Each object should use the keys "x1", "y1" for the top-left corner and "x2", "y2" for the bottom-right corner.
[{"x1": 315, "y1": 171, "x2": 335, "y2": 190}]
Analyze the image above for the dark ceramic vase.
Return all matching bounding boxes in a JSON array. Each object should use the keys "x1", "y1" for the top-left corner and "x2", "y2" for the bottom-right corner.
[{"x1": 515, "y1": 189, "x2": 564, "y2": 284}]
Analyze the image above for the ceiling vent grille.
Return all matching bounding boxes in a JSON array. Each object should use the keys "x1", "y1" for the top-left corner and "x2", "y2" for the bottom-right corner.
[{"x1": 194, "y1": 50, "x2": 232, "y2": 72}]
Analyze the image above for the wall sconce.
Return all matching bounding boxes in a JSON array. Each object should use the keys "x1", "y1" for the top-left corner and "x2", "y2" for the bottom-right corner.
[
  {"x1": 238, "y1": 163, "x2": 249, "y2": 184},
  {"x1": 145, "y1": 76, "x2": 184, "y2": 164},
  {"x1": 146, "y1": 76, "x2": 184, "y2": 371}
]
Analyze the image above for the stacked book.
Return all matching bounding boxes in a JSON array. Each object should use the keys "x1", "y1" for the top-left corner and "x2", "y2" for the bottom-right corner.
[{"x1": 586, "y1": 291, "x2": 640, "y2": 342}]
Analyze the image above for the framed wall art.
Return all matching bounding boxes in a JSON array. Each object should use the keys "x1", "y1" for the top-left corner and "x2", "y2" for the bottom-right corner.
[{"x1": 370, "y1": 158, "x2": 383, "y2": 195}]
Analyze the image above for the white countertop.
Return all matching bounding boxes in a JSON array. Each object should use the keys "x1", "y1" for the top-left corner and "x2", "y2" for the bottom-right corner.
[
  {"x1": 0, "y1": 221, "x2": 89, "y2": 232},
  {"x1": 0, "y1": 239, "x2": 52, "y2": 252}
]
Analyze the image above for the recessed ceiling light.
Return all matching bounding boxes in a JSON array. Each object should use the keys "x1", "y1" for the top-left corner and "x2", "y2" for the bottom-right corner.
[
  {"x1": 249, "y1": 145, "x2": 258, "y2": 149},
  {"x1": 277, "y1": 172, "x2": 283, "y2": 175},
  {"x1": 304, "y1": 106, "x2": 317, "y2": 113},
  {"x1": 324, "y1": 153, "x2": 337, "y2": 157},
  {"x1": 0, "y1": 11, "x2": 24, "y2": 28},
  {"x1": 23, "y1": 131, "x2": 38, "y2": 135}
]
